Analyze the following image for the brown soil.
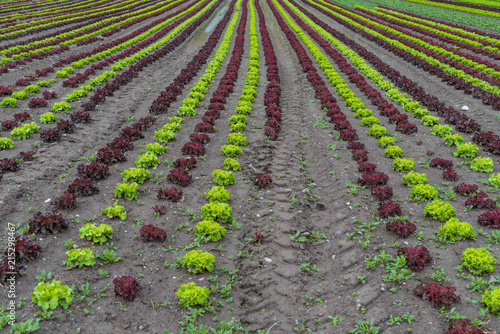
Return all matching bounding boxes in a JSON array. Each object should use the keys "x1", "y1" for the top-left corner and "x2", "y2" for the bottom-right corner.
[{"x1": 1, "y1": 0, "x2": 500, "y2": 333}]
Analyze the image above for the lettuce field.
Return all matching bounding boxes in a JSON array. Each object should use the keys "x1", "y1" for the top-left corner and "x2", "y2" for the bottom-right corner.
[{"x1": 2, "y1": 0, "x2": 500, "y2": 332}]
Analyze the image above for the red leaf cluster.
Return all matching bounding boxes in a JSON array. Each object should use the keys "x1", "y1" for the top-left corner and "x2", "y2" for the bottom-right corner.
[
  {"x1": 42, "y1": 91, "x2": 57, "y2": 100},
  {"x1": 453, "y1": 183, "x2": 478, "y2": 196},
  {"x1": 174, "y1": 156, "x2": 197, "y2": 170},
  {"x1": 113, "y1": 276, "x2": 138, "y2": 301},
  {"x1": 77, "y1": 161, "x2": 110, "y2": 181},
  {"x1": 14, "y1": 112, "x2": 30, "y2": 122},
  {"x1": 182, "y1": 142, "x2": 205, "y2": 156},
  {"x1": 1, "y1": 120, "x2": 17, "y2": 131},
  {"x1": 443, "y1": 167, "x2": 458, "y2": 181},
  {"x1": 120, "y1": 126, "x2": 144, "y2": 141},
  {"x1": 28, "y1": 211, "x2": 69, "y2": 234},
  {"x1": 56, "y1": 119, "x2": 75, "y2": 134},
  {"x1": 67, "y1": 178, "x2": 99, "y2": 196},
  {"x1": 140, "y1": 225, "x2": 167, "y2": 242},
  {"x1": 444, "y1": 319, "x2": 483, "y2": 334},
  {"x1": 0, "y1": 86, "x2": 13, "y2": 96},
  {"x1": 0, "y1": 158, "x2": 20, "y2": 172},
  {"x1": 40, "y1": 128, "x2": 61, "y2": 143},
  {"x1": 106, "y1": 136, "x2": 133, "y2": 152},
  {"x1": 194, "y1": 122, "x2": 215, "y2": 133},
  {"x1": 397, "y1": 246, "x2": 432, "y2": 271},
  {"x1": 358, "y1": 172, "x2": 389, "y2": 188},
  {"x1": 478, "y1": 208, "x2": 500, "y2": 229},
  {"x1": 16, "y1": 78, "x2": 30, "y2": 86},
  {"x1": 70, "y1": 111, "x2": 91, "y2": 123},
  {"x1": 5, "y1": 236, "x2": 42, "y2": 265},
  {"x1": 386, "y1": 219, "x2": 416, "y2": 238},
  {"x1": 167, "y1": 167, "x2": 192, "y2": 187},
  {"x1": 430, "y1": 158, "x2": 453, "y2": 169},
  {"x1": 464, "y1": 191, "x2": 496, "y2": 210},
  {"x1": 414, "y1": 282, "x2": 460, "y2": 309},
  {"x1": 97, "y1": 147, "x2": 126, "y2": 165},
  {"x1": 157, "y1": 187, "x2": 183, "y2": 202},
  {"x1": 357, "y1": 161, "x2": 376, "y2": 173},
  {"x1": 51, "y1": 192, "x2": 78, "y2": 210},
  {"x1": 351, "y1": 149, "x2": 369, "y2": 162},
  {"x1": 396, "y1": 122, "x2": 418, "y2": 134},
  {"x1": 189, "y1": 132, "x2": 210, "y2": 144},
  {"x1": 28, "y1": 98, "x2": 48, "y2": 108},
  {"x1": 347, "y1": 141, "x2": 364, "y2": 150},
  {"x1": 472, "y1": 131, "x2": 499, "y2": 146},
  {"x1": 255, "y1": 174, "x2": 272, "y2": 188},
  {"x1": 378, "y1": 201, "x2": 402, "y2": 218},
  {"x1": 340, "y1": 129, "x2": 358, "y2": 141},
  {"x1": 371, "y1": 186, "x2": 393, "y2": 201}
]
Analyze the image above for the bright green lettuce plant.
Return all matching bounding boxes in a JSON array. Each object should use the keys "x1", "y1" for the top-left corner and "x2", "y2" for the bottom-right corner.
[
  {"x1": 179, "y1": 250, "x2": 215, "y2": 274},
  {"x1": 424, "y1": 199, "x2": 456, "y2": 222},
  {"x1": 212, "y1": 170, "x2": 235, "y2": 186},
  {"x1": 114, "y1": 182, "x2": 139, "y2": 201},
  {"x1": 135, "y1": 152, "x2": 160, "y2": 168},
  {"x1": 0, "y1": 138, "x2": 14, "y2": 150},
  {"x1": 378, "y1": 136, "x2": 394, "y2": 148},
  {"x1": 169, "y1": 117, "x2": 185, "y2": 124},
  {"x1": 385, "y1": 146, "x2": 404, "y2": 158},
  {"x1": 121, "y1": 167, "x2": 150, "y2": 184},
  {"x1": 227, "y1": 133, "x2": 247, "y2": 146},
  {"x1": 437, "y1": 218, "x2": 475, "y2": 243},
  {"x1": 194, "y1": 220, "x2": 226, "y2": 242},
  {"x1": 200, "y1": 202, "x2": 232, "y2": 223},
  {"x1": 154, "y1": 130, "x2": 176, "y2": 143},
  {"x1": 230, "y1": 122, "x2": 246, "y2": 132},
  {"x1": 453, "y1": 143, "x2": 478, "y2": 159},
  {"x1": 101, "y1": 202, "x2": 127, "y2": 220},
  {"x1": 402, "y1": 171, "x2": 428, "y2": 187},
  {"x1": 12, "y1": 91, "x2": 27, "y2": 100},
  {"x1": 205, "y1": 186, "x2": 231, "y2": 203},
  {"x1": 421, "y1": 115, "x2": 440, "y2": 126},
  {"x1": 470, "y1": 157, "x2": 494, "y2": 173},
  {"x1": 443, "y1": 134, "x2": 464, "y2": 147},
  {"x1": 485, "y1": 173, "x2": 500, "y2": 189},
  {"x1": 78, "y1": 223, "x2": 113, "y2": 245},
  {"x1": 393, "y1": 158, "x2": 415, "y2": 172},
  {"x1": 10, "y1": 122, "x2": 39, "y2": 140},
  {"x1": 51, "y1": 101, "x2": 71, "y2": 112},
  {"x1": 462, "y1": 248, "x2": 497, "y2": 275},
  {"x1": 367, "y1": 124, "x2": 387, "y2": 138},
  {"x1": 39, "y1": 112, "x2": 57, "y2": 124},
  {"x1": 221, "y1": 145, "x2": 242, "y2": 158},
  {"x1": 360, "y1": 116, "x2": 380, "y2": 127},
  {"x1": 223, "y1": 157, "x2": 240, "y2": 171},
  {"x1": 25, "y1": 85, "x2": 40, "y2": 95},
  {"x1": 1, "y1": 97, "x2": 17, "y2": 107},
  {"x1": 430, "y1": 124, "x2": 453, "y2": 137},
  {"x1": 482, "y1": 287, "x2": 500, "y2": 316},
  {"x1": 145, "y1": 142, "x2": 168, "y2": 156},
  {"x1": 176, "y1": 282, "x2": 209, "y2": 308},
  {"x1": 31, "y1": 280, "x2": 73, "y2": 311},
  {"x1": 409, "y1": 184, "x2": 438, "y2": 201},
  {"x1": 63, "y1": 248, "x2": 95, "y2": 268}
]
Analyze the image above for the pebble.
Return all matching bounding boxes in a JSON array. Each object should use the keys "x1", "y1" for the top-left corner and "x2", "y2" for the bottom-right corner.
[
  {"x1": 44, "y1": 198, "x2": 51, "y2": 203},
  {"x1": 461, "y1": 105, "x2": 469, "y2": 111}
]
